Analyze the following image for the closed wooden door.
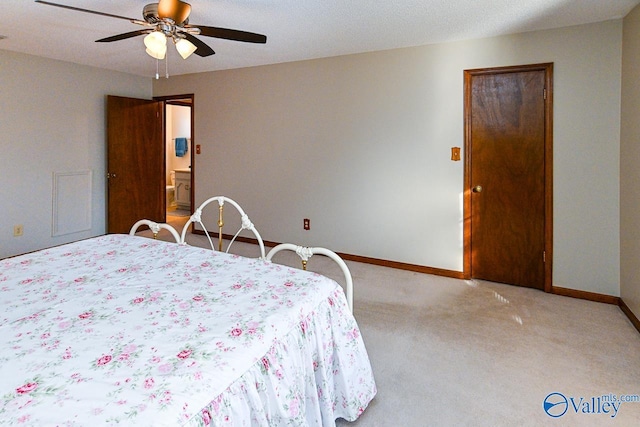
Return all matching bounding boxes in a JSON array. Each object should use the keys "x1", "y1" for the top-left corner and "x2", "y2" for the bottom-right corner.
[
  {"x1": 464, "y1": 64, "x2": 552, "y2": 290},
  {"x1": 107, "y1": 95, "x2": 164, "y2": 234}
]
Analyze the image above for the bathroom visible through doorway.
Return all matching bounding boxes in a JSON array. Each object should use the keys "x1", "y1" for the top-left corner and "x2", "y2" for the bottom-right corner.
[{"x1": 162, "y1": 96, "x2": 194, "y2": 222}]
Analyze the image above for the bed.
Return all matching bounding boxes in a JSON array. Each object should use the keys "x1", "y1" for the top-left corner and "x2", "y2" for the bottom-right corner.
[{"x1": 0, "y1": 231, "x2": 376, "y2": 425}]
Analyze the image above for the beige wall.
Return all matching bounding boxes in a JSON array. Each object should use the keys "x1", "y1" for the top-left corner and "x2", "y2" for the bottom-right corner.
[
  {"x1": 621, "y1": 4, "x2": 640, "y2": 318},
  {"x1": 155, "y1": 19, "x2": 623, "y2": 297},
  {"x1": 0, "y1": 51, "x2": 152, "y2": 258}
]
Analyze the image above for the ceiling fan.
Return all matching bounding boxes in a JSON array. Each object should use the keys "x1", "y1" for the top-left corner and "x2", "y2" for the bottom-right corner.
[{"x1": 34, "y1": 0, "x2": 267, "y2": 60}]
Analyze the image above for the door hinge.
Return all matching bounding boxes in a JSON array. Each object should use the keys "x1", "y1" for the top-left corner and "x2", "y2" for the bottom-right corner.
[
  {"x1": 543, "y1": 88, "x2": 547, "y2": 100},
  {"x1": 543, "y1": 250, "x2": 546, "y2": 262}
]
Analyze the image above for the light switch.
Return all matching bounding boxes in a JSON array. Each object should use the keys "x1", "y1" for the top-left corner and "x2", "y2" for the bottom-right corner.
[
  {"x1": 196, "y1": 144, "x2": 201, "y2": 155},
  {"x1": 451, "y1": 147, "x2": 461, "y2": 161}
]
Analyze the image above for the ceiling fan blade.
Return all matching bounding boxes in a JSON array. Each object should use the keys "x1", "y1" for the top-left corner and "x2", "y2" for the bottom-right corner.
[
  {"x1": 96, "y1": 30, "x2": 152, "y2": 43},
  {"x1": 34, "y1": 0, "x2": 137, "y2": 22},
  {"x1": 189, "y1": 25, "x2": 267, "y2": 44},
  {"x1": 182, "y1": 33, "x2": 215, "y2": 57},
  {"x1": 158, "y1": 0, "x2": 192, "y2": 25}
]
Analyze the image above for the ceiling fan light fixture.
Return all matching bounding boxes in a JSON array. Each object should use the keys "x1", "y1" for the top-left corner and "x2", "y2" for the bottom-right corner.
[
  {"x1": 144, "y1": 31, "x2": 167, "y2": 59},
  {"x1": 175, "y1": 38, "x2": 197, "y2": 59},
  {"x1": 146, "y1": 46, "x2": 166, "y2": 60}
]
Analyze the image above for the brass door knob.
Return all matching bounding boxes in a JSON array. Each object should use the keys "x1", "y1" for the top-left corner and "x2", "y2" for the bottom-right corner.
[{"x1": 472, "y1": 185, "x2": 483, "y2": 193}]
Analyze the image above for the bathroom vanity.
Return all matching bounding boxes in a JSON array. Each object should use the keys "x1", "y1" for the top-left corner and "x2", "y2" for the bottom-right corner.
[{"x1": 174, "y1": 169, "x2": 191, "y2": 209}]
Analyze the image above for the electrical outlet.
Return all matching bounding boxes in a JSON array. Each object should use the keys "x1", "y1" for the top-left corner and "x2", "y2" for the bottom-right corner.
[
  {"x1": 303, "y1": 218, "x2": 310, "y2": 230},
  {"x1": 13, "y1": 224, "x2": 24, "y2": 237}
]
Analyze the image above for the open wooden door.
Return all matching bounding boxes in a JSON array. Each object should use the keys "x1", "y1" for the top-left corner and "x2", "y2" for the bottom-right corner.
[{"x1": 107, "y1": 95, "x2": 164, "y2": 234}]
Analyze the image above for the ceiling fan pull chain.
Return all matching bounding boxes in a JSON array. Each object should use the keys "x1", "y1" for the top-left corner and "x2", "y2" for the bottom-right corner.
[
  {"x1": 155, "y1": 58, "x2": 159, "y2": 80},
  {"x1": 166, "y1": 53, "x2": 169, "y2": 79}
]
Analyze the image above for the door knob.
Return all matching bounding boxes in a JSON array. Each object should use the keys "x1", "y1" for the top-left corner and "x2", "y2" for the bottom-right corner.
[{"x1": 472, "y1": 185, "x2": 483, "y2": 193}]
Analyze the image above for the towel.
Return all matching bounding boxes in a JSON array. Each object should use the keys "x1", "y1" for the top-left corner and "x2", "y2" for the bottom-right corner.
[{"x1": 175, "y1": 138, "x2": 188, "y2": 157}]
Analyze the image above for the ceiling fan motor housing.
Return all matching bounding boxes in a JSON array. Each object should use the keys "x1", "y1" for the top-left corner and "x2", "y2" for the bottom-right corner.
[{"x1": 143, "y1": 4, "x2": 162, "y2": 24}]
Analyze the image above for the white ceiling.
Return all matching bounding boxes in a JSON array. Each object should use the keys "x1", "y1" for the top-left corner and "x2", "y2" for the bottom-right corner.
[{"x1": 1, "y1": 0, "x2": 639, "y2": 78}]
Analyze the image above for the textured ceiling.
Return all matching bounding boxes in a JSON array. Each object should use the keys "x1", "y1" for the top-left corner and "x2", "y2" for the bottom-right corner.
[{"x1": 1, "y1": 0, "x2": 639, "y2": 78}]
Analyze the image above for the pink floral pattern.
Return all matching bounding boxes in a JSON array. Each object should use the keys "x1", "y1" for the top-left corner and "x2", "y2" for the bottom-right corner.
[{"x1": 0, "y1": 235, "x2": 376, "y2": 425}]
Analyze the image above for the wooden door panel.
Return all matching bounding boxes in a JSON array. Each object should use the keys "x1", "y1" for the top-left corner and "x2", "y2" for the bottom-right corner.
[
  {"x1": 107, "y1": 96, "x2": 164, "y2": 234},
  {"x1": 467, "y1": 68, "x2": 548, "y2": 289}
]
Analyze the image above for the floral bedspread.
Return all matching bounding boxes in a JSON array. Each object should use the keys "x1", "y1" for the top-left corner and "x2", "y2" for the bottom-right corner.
[{"x1": 0, "y1": 234, "x2": 376, "y2": 426}]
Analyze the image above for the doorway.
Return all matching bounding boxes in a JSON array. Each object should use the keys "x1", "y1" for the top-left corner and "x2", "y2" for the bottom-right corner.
[
  {"x1": 157, "y1": 95, "x2": 194, "y2": 231},
  {"x1": 463, "y1": 63, "x2": 553, "y2": 291},
  {"x1": 106, "y1": 95, "x2": 194, "y2": 234}
]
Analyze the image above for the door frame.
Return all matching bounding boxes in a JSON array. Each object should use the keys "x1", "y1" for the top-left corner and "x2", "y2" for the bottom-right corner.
[
  {"x1": 154, "y1": 94, "x2": 195, "y2": 217},
  {"x1": 463, "y1": 63, "x2": 554, "y2": 292}
]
